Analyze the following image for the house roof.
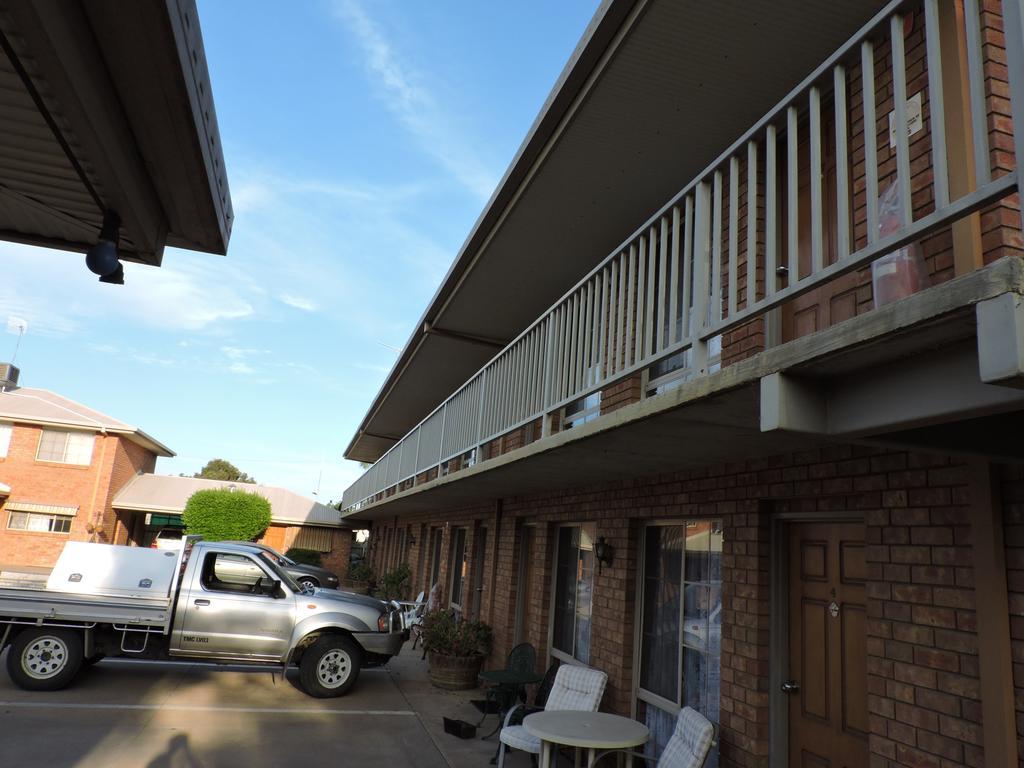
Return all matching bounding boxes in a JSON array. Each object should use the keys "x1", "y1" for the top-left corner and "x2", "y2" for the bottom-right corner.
[
  {"x1": 112, "y1": 474, "x2": 350, "y2": 529},
  {"x1": 343, "y1": 0, "x2": 889, "y2": 462},
  {"x1": 0, "y1": 386, "x2": 173, "y2": 457}
]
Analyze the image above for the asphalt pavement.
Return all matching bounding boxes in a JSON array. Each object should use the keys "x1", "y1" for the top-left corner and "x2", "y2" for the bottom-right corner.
[{"x1": 0, "y1": 643, "x2": 497, "y2": 768}]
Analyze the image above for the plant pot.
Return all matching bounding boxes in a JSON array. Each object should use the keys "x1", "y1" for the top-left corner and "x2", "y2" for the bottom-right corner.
[
  {"x1": 339, "y1": 579, "x2": 369, "y2": 595},
  {"x1": 428, "y1": 652, "x2": 484, "y2": 690}
]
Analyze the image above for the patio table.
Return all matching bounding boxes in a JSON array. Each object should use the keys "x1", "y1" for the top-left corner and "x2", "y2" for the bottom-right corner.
[{"x1": 524, "y1": 710, "x2": 650, "y2": 768}]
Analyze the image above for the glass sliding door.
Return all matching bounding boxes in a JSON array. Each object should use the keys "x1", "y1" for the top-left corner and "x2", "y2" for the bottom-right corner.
[
  {"x1": 449, "y1": 527, "x2": 468, "y2": 612},
  {"x1": 636, "y1": 520, "x2": 723, "y2": 766},
  {"x1": 551, "y1": 523, "x2": 596, "y2": 664}
]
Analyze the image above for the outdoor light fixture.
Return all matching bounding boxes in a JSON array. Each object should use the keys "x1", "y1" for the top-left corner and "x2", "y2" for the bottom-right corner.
[
  {"x1": 85, "y1": 210, "x2": 124, "y2": 285},
  {"x1": 594, "y1": 536, "x2": 614, "y2": 573}
]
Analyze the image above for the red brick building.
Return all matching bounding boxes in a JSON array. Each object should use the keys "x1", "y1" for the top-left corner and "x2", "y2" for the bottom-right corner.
[
  {"x1": 0, "y1": 365, "x2": 171, "y2": 572},
  {"x1": 341, "y1": 1, "x2": 1024, "y2": 766}
]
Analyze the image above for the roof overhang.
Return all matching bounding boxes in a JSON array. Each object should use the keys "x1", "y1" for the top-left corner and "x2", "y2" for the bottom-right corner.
[
  {"x1": 0, "y1": 482, "x2": 10, "y2": 495},
  {"x1": 0, "y1": 0, "x2": 231, "y2": 265},
  {"x1": 344, "y1": 0, "x2": 889, "y2": 463}
]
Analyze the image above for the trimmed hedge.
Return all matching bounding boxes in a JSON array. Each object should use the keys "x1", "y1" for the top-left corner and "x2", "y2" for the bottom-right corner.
[
  {"x1": 284, "y1": 548, "x2": 323, "y2": 567},
  {"x1": 182, "y1": 488, "x2": 272, "y2": 542}
]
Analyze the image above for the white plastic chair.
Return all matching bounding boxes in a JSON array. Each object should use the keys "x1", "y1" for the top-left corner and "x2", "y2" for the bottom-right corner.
[
  {"x1": 496, "y1": 664, "x2": 608, "y2": 768},
  {"x1": 398, "y1": 590, "x2": 426, "y2": 648}
]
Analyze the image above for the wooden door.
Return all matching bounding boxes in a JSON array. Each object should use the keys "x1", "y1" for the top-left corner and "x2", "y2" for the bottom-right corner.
[{"x1": 787, "y1": 521, "x2": 868, "y2": 768}]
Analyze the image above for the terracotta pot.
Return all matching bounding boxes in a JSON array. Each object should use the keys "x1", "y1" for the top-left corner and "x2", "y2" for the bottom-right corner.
[{"x1": 428, "y1": 652, "x2": 484, "y2": 690}]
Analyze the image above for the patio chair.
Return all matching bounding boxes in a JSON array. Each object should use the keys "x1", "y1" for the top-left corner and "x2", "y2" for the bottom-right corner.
[
  {"x1": 476, "y1": 642, "x2": 537, "y2": 728},
  {"x1": 602, "y1": 707, "x2": 715, "y2": 768},
  {"x1": 496, "y1": 664, "x2": 607, "y2": 768},
  {"x1": 398, "y1": 590, "x2": 427, "y2": 650}
]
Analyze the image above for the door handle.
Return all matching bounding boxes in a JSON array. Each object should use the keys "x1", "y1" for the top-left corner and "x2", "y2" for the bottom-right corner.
[
  {"x1": 781, "y1": 680, "x2": 800, "y2": 694},
  {"x1": 194, "y1": 599, "x2": 210, "y2": 606}
]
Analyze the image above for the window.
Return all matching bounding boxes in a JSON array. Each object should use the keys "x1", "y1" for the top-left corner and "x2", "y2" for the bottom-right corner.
[
  {"x1": 427, "y1": 527, "x2": 443, "y2": 589},
  {"x1": 551, "y1": 523, "x2": 596, "y2": 664},
  {"x1": 0, "y1": 422, "x2": 11, "y2": 458},
  {"x1": 7, "y1": 510, "x2": 73, "y2": 533},
  {"x1": 563, "y1": 393, "x2": 600, "y2": 431},
  {"x1": 449, "y1": 527, "x2": 468, "y2": 609},
  {"x1": 36, "y1": 430, "x2": 94, "y2": 465},
  {"x1": 636, "y1": 520, "x2": 723, "y2": 766},
  {"x1": 200, "y1": 552, "x2": 274, "y2": 595},
  {"x1": 293, "y1": 527, "x2": 333, "y2": 553}
]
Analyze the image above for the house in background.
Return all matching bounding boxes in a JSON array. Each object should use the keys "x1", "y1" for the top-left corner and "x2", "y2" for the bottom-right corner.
[
  {"x1": 112, "y1": 474, "x2": 358, "y2": 577},
  {"x1": 341, "y1": 1, "x2": 1024, "y2": 767},
  {"x1": 0, "y1": 364, "x2": 173, "y2": 572}
]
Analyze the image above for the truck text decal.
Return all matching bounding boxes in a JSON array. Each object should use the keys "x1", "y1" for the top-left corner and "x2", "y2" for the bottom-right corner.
[{"x1": 183, "y1": 635, "x2": 209, "y2": 644}]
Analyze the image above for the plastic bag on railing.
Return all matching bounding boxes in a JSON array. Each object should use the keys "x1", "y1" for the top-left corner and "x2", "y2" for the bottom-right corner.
[{"x1": 872, "y1": 181, "x2": 930, "y2": 308}]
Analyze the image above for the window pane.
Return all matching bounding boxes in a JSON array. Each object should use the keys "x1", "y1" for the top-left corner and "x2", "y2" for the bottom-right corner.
[
  {"x1": 26, "y1": 514, "x2": 51, "y2": 532},
  {"x1": 640, "y1": 525, "x2": 683, "y2": 701},
  {"x1": 37, "y1": 430, "x2": 67, "y2": 462},
  {"x1": 64, "y1": 433, "x2": 94, "y2": 465},
  {"x1": 0, "y1": 423, "x2": 11, "y2": 457},
  {"x1": 640, "y1": 701, "x2": 676, "y2": 761},
  {"x1": 450, "y1": 528, "x2": 466, "y2": 606},
  {"x1": 52, "y1": 516, "x2": 72, "y2": 533},
  {"x1": 552, "y1": 527, "x2": 577, "y2": 656},
  {"x1": 575, "y1": 524, "x2": 595, "y2": 664},
  {"x1": 7, "y1": 511, "x2": 28, "y2": 529}
]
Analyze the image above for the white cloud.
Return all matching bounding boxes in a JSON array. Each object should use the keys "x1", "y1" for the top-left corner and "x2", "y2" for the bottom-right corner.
[
  {"x1": 227, "y1": 362, "x2": 255, "y2": 375},
  {"x1": 332, "y1": 0, "x2": 497, "y2": 200},
  {"x1": 280, "y1": 294, "x2": 317, "y2": 312}
]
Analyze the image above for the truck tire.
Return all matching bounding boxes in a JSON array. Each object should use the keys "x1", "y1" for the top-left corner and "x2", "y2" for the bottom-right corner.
[
  {"x1": 7, "y1": 628, "x2": 84, "y2": 691},
  {"x1": 299, "y1": 635, "x2": 361, "y2": 698}
]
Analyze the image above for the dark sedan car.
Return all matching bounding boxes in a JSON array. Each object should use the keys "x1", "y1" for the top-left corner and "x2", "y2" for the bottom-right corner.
[{"x1": 230, "y1": 542, "x2": 340, "y2": 591}]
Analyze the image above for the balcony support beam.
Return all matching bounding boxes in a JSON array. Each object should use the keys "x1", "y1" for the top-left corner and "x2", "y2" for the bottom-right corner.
[{"x1": 977, "y1": 293, "x2": 1024, "y2": 387}]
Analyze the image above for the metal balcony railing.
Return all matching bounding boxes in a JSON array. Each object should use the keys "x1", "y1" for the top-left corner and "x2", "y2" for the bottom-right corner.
[{"x1": 343, "y1": 0, "x2": 1023, "y2": 511}]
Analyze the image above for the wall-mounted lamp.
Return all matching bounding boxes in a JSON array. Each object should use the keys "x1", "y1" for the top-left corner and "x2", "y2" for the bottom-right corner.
[
  {"x1": 85, "y1": 210, "x2": 124, "y2": 285},
  {"x1": 594, "y1": 536, "x2": 614, "y2": 574}
]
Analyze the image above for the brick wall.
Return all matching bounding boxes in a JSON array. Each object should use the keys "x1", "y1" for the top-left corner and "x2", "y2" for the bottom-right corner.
[
  {"x1": 1002, "y1": 464, "x2": 1024, "y2": 768},
  {"x1": 0, "y1": 423, "x2": 158, "y2": 568},
  {"x1": 361, "y1": 445, "x2": 1011, "y2": 768}
]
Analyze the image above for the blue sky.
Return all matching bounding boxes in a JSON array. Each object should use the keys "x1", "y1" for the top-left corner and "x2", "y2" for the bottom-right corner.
[{"x1": 0, "y1": 0, "x2": 599, "y2": 501}]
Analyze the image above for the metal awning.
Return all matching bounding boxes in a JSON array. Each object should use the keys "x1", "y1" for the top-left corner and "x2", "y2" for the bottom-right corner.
[
  {"x1": 5, "y1": 501, "x2": 78, "y2": 516},
  {"x1": 0, "y1": 0, "x2": 231, "y2": 266},
  {"x1": 344, "y1": 0, "x2": 888, "y2": 463}
]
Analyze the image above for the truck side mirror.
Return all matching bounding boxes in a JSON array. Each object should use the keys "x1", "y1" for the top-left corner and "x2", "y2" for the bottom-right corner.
[{"x1": 258, "y1": 576, "x2": 281, "y2": 597}]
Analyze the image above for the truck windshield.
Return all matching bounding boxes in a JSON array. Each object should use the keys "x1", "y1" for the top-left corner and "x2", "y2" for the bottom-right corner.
[{"x1": 255, "y1": 552, "x2": 302, "y2": 593}]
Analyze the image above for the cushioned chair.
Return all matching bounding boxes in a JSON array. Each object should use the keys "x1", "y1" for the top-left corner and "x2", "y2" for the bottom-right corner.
[
  {"x1": 653, "y1": 707, "x2": 716, "y2": 768},
  {"x1": 496, "y1": 664, "x2": 607, "y2": 768}
]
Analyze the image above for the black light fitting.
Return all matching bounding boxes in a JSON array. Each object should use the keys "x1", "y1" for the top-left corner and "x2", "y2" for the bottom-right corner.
[
  {"x1": 594, "y1": 536, "x2": 614, "y2": 574},
  {"x1": 86, "y1": 210, "x2": 124, "y2": 285}
]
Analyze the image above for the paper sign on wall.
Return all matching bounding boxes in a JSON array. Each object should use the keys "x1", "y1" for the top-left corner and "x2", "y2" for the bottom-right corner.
[{"x1": 888, "y1": 92, "x2": 923, "y2": 148}]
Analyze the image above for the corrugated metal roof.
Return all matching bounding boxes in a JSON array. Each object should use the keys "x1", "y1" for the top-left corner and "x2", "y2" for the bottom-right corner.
[
  {"x1": 112, "y1": 474, "x2": 350, "y2": 529},
  {"x1": 0, "y1": 386, "x2": 173, "y2": 457}
]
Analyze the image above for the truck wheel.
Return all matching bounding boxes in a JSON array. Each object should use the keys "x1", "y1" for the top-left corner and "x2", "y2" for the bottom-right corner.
[
  {"x1": 7, "y1": 628, "x2": 84, "y2": 691},
  {"x1": 299, "y1": 635, "x2": 361, "y2": 698}
]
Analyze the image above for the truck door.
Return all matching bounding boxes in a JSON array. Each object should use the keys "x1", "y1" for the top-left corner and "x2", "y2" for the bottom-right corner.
[{"x1": 173, "y1": 551, "x2": 295, "y2": 660}]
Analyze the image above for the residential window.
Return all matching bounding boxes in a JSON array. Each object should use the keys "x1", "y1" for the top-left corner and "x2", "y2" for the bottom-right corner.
[
  {"x1": 427, "y1": 527, "x2": 443, "y2": 591},
  {"x1": 7, "y1": 510, "x2": 73, "y2": 534},
  {"x1": 0, "y1": 422, "x2": 11, "y2": 458},
  {"x1": 449, "y1": 527, "x2": 468, "y2": 610},
  {"x1": 551, "y1": 523, "x2": 596, "y2": 664},
  {"x1": 636, "y1": 520, "x2": 723, "y2": 766},
  {"x1": 36, "y1": 429, "x2": 94, "y2": 465},
  {"x1": 293, "y1": 527, "x2": 333, "y2": 553},
  {"x1": 563, "y1": 393, "x2": 600, "y2": 431}
]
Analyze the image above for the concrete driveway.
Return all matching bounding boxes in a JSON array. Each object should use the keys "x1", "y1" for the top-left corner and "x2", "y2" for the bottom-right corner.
[{"x1": 0, "y1": 645, "x2": 497, "y2": 768}]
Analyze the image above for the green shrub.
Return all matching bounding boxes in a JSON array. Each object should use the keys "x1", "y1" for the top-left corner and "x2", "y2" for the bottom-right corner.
[
  {"x1": 182, "y1": 488, "x2": 272, "y2": 542},
  {"x1": 421, "y1": 610, "x2": 493, "y2": 657},
  {"x1": 380, "y1": 562, "x2": 412, "y2": 601},
  {"x1": 284, "y1": 548, "x2": 323, "y2": 567},
  {"x1": 348, "y1": 563, "x2": 373, "y2": 582}
]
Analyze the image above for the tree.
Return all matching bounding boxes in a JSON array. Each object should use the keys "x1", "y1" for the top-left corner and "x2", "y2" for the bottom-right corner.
[
  {"x1": 192, "y1": 458, "x2": 256, "y2": 484},
  {"x1": 182, "y1": 488, "x2": 271, "y2": 541}
]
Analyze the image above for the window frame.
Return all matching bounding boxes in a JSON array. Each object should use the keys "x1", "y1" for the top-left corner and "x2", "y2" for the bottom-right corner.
[
  {"x1": 6, "y1": 510, "x2": 73, "y2": 534},
  {"x1": 199, "y1": 551, "x2": 278, "y2": 596},
  {"x1": 448, "y1": 526, "x2": 468, "y2": 611},
  {"x1": 547, "y1": 521, "x2": 597, "y2": 666},
  {"x1": 631, "y1": 518, "x2": 723, "y2": 761},
  {"x1": 35, "y1": 429, "x2": 94, "y2": 466}
]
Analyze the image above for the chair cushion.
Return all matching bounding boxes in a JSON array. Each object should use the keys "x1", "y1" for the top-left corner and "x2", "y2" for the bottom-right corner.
[
  {"x1": 657, "y1": 707, "x2": 714, "y2": 768},
  {"x1": 499, "y1": 725, "x2": 541, "y2": 754},
  {"x1": 545, "y1": 665, "x2": 608, "y2": 712}
]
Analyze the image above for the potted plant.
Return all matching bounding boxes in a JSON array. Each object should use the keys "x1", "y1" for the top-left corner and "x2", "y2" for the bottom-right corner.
[
  {"x1": 421, "y1": 609, "x2": 493, "y2": 690},
  {"x1": 380, "y1": 562, "x2": 412, "y2": 602},
  {"x1": 340, "y1": 563, "x2": 373, "y2": 594}
]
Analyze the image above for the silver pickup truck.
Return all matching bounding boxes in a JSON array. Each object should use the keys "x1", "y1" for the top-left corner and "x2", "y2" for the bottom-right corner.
[{"x1": 0, "y1": 537, "x2": 405, "y2": 697}]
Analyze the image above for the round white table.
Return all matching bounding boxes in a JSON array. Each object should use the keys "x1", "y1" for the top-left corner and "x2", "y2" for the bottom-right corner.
[{"x1": 524, "y1": 710, "x2": 650, "y2": 768}]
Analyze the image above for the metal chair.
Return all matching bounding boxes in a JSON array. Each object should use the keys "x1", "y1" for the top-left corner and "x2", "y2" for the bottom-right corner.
[
  {"x1": 476, "y1": 642, "x2": 537, "y2": 729},
  {"x1": 496, "y1": 664, "x2": 608, "y2": 768}
]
